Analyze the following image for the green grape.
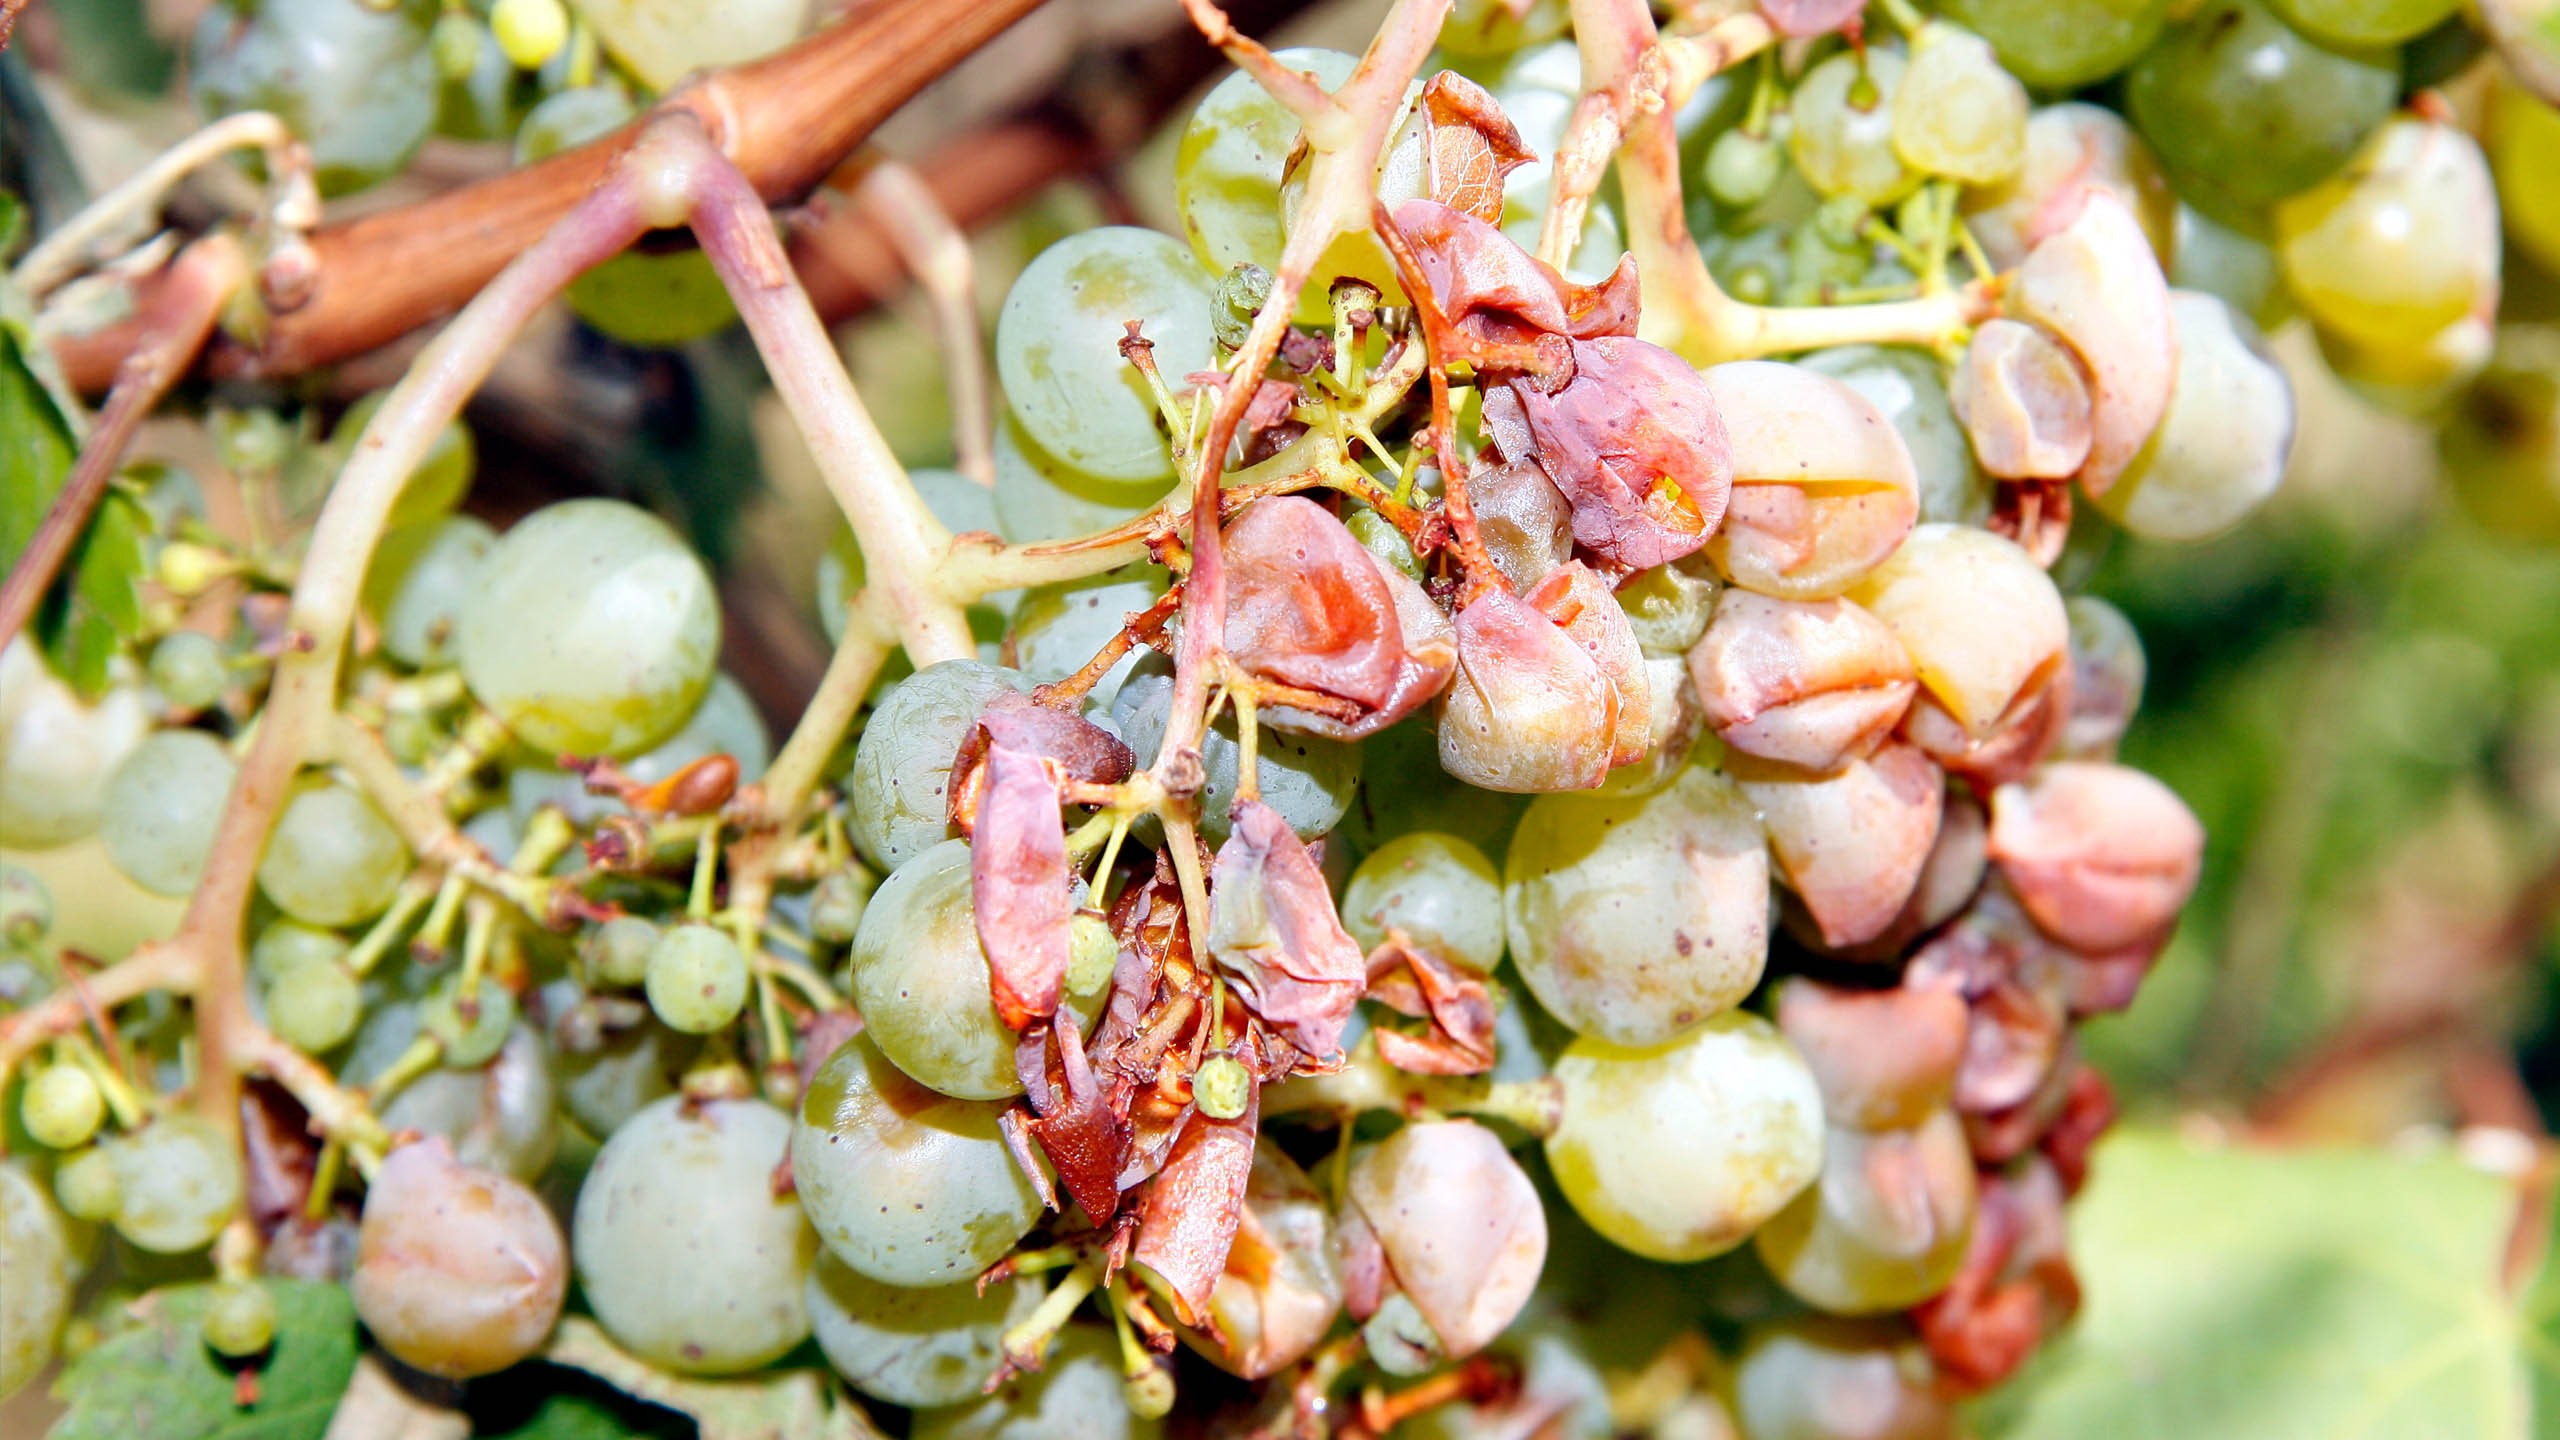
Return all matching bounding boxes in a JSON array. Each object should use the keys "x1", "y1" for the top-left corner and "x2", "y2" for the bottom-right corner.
[
  {"x1": 912, "y1": 1326, "x2": 1159, "y2": 1440},
  {"x1": 378, "y1": 1025, "x2": 559, "y2": 1180},
  {"x1": 1336, "y1": 717, "x2": 1529, "y2": 861},
  {"x1": 2125, "y1": 0, "x2": 2399, "y2": 228},
  {"x1": 569, "y1": 251, "x2": 739, "y2": 349},
  {"x1": 1705, "y1": 128, "x2": 1784, "y2": 209},
  {"x1": 1345, "y1": 504, "x2": 1422, "y2": 584},
  {"x1": 991, "y1": 417, "x2": 1163, "y2": 547},
  {"x1": 644, "y1": 923, "x2": 750, "y2": 1035},
  {"x1": 627, "y1": 671, "x2": 773, "y2": 785},
  {"x1": 263, "y1": 952, "x2": 364, "y2": 1053},
  {"x1": 557, "y1": 1016, "x2": 698, "y2": 1137},
  {"x1": 2171, "y1": 202, "x2": 2287, "y2": 328},
  {"x1": 1112, "y1": 658, "x2": 1360, "y2": 845},
  {"x1": 1341, "y1": 832, "x2": 1503, "y2": 971},
  {"x1": 2443, "y1": 326, "x2": 2560, "y2": 542},
  {"x1": 1788, "y1": 50, "x2": 1917, "y2": 206},
  {"x1": 356, "y1": 1137, "x2": 567, "y2": 1377},
  {"x1": 1731, "y1": 1317, "x2": 1952, "y2": 1440},
  {"x1": 810, "y1": 868, "x2": 874, "y2": 946},
  {"x1": 848, "y1": 660, "x2": 1026, "y2": 869},
  {"x1": 191, "y1": 0, "x2": 437, "y2": 196},
  {"x1": 1941, "y1": 0, "x2": 2171, "y2": 90},
  {"x1": 434, "y1": 14, "x2": 525, "y2": 140},
  {"x1": 148, "y1": 631, "x2": 229, "y2": 712},
  {"x1": 1006, "y1": 567, "x2": 1168, "y2": 713},
  {"x1": 1176, "y1": 49, "x2": 1362, "y2": 280},
  {"x1": 2493, "y1": 79, "x2": 2560, "y2": 276},
  {"x1": 851, "y1": 840, "x2": 1101, "y2": 1100},
  {"x1": 1543, "y1": 1014, "x2": 1825, "y2": 1263},
  {"x1": 995, "y1": 227, "x2": 1220, "y2": 483},
  {"x1": 490, "y1": 0, "x2": 567, "y2": 68},
  {"x1": 1753, "y1": 1110, "x2": 1977, "y2": 1315},
  {"x1": 422, "y1": 973, "x2": 516, "y2": 1065},
  {"x1": 2275, "y1": 118, "x2": 2499, "y2": 354},
  {"x1": 2093, "y1": 291, "x2": 2293, "y2": 542},
  {"x1": 430, "y1": 11, "x2": 482, "y2": 79},
  {"x1": 1891, "y1": 24, "x2": 2028, "y2": 185},
  {"x1": 1, "y1": 1161, "x2": 73, "y2": 1400},
  {"x1": 251, "y1": 918, "x2": 349, "y2": 979},
  {"x1": 2269, "y1": 0, "x2": 2458, "y2": 44},
  {"x1": 1279, "y1": 89, "x2": 1430, "y2": 311},
  {"x1": 1439, "y1": 0, "x2": 1570, "y2": 55},
  {"x1": 1799, "y1": 346, "x2": 1992, "y2": 528},
  {"x1": 511, "y1": 83, "x2": 635, "y2": 165},
  {"x1": 1614, "y1": 553, "x2": 1722, "y2": 654},
  {"x1": 105, "y1": 1112, "x2": 244, "y2": 1253},
  {"x1": 20, "y1": 1064, "x2": 103, "y2": 1149},
  {"x1": 575, "y1": 1096, "x2": 816, "y2": 1373},
  {"x1": 337, "y1": 389, "x2": 477, "y2": 528},
  {"x1": 203, "y1": 1278, "x2": 278, "y2": 1357},
  {"x1": 52, "y1": 1147, "x2": 121, "y2": 1223},
  {"x1": 100, "y1": 728, "x2": 237, "y2": 897},
  {"x1": 566, "y1": 0, "x2": 809, "y2": 92},
  {"x1": 0, "y1": 641, "x2": 151, "y2": 848},
  {"x1": 791, "y1": 1033, "x2": 1042, "y2": 1287},
  {"x1": 0, "y1": 864, "x2": 51, "y2": 948},
  {"x1": 458, "y1": 498, "x2": 721, "y2": 759},
  {"x1": 582, "y1": 914, "x2": 660, "y2": 988},
  {"x1": 257, "y1": 776, "x2": 409, "y2": 927},
  {"x1": 1504, "y1": 766, "x2": 1769, "y2": 1048},
  {"x1": 808, "y1": 1256, "x2": 1041, "y2": 1407}
]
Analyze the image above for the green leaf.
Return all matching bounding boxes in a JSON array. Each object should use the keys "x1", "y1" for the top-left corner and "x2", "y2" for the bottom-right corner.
[
  {"x1": 48, "y1": 1279, "x2": 360, "y2": 1440},
  {"x1": 0, "y1": 322, "x2": 146, "y2": 697},
  {"x1": 1977, "y1": 1129, "x2": 2535, "y2": 1440}
]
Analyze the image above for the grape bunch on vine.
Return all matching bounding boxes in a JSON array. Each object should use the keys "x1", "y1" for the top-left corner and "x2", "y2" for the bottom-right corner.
[{"x1": 2, "y1": 0, "x2": 2558, "y2": 1435}]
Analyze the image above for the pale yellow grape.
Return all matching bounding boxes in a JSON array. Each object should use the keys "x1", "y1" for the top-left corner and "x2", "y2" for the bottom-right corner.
[
  {"x1": 2492, "y1": 79, "x2": 2560, "y2": 275},
  {"x1": 2276, "y1": 117, "x2": 2501, "y2": 354},
  {"x1": 1891, "y1": 24, "x2": 2028, "y2": 185},
  {"x1": 1175, "y1": 49, "x2": 1361, "y2": 280},
  {"x1": 1849, "y1": 524, "x2": 2067, "y2": 738},
  {"x1": 1789, "y1": 50, "x2": 1917, "y2": 207},
  {"x1": 2095, "y1": 290, "x2": 2294, "y2": 541},
  {"x1": 1752, "y1": 1109, "x2": 1978, "y2": 1314},
  {"x1": 996, "y1": 228, "x2": 1219, "y2": 484},
  {"x1": 566, "y1": 0, "x2": 807, "y2": 91}
]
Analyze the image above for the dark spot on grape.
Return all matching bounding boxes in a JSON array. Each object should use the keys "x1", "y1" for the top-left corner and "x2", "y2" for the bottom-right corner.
[{"x1": 1673, "y1": 930, "x2": 1692, "y2": 955}]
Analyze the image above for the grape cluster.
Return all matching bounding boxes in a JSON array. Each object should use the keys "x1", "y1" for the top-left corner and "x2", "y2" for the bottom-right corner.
[{"x1": 8, "y1": 0, "x2": 2559, "y2": 1434}]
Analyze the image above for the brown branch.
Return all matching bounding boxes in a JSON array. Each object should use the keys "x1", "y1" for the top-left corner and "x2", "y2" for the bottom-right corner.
[{"x1": 0, "y1": 234, "x2": 243, "y2": 651}]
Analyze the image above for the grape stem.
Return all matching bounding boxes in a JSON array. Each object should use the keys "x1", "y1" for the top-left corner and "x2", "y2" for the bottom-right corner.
[
  {"x1": 852, "y1": 159, "x2": 998, "y2": 489},
  {"x1": 0, "y1": 235, "x2": 245, "y2": 654},
  {"x1": 10, "y1": 114, "x2": 292, "y2": 299}
]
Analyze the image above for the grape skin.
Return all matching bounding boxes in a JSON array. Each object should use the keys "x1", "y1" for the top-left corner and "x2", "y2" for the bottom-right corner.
[
  {"x1": 848, "y1": 660, "x2": 1027, "y2": 870},
  {"x1": 104, "y1": 1112, "x2": 245, "y2": 1254},
  {"x1": 997, "y1": 228, "x2": 1220, "y2": 483},
  {"x1": 355, "y1": 1138, "x2": 567, "y2": 1378},
  {"x1": 100, "y1": 728, "x2": 236, "y2": 897},
  {"x1": 1341, "y1": 832, "x2": 1505, "y2": 972}
]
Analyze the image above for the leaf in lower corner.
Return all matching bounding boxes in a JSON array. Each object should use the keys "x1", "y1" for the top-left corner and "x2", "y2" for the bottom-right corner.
[
  {"x1": 0, "y1": 323, "x2": 142, "y2": 698},
  {"x1": 48, "y1": 1279, "x2": 360, "y2": 1440}
]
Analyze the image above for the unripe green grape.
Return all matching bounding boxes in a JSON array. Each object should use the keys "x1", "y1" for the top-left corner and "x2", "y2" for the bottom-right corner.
[
  {"x1": 574, "y1": 1096, "x2": 816, "y2": 1373},
  {"x1": 148, "y1": 631, "x2": 229, "y2": 712},
  {"x1": 1341, "y1": 832, "x2": 1503, "y2": 971},
  {"x1": 644, "y1": 924, "x2": 750, "y2": 1035},
  {"x1": 433, "y1": 12, "x2": 523, "y2": 141},
  {"x1": 191, "y1": 0, "x2": 437, "y2": 196},
  {"x1": 511, "y1": 83, "x2": 635, "y2": 166},
  {"x1": 1336, "y1": 718, "x2": 1529, "y2": 862},
  {"x1": 565, "y1": 0, "x2": 809, "y2": 92},
  {"x1": 1891, "y1": 24, "x2": 2028, "y2": 185},
  {"x1": 1544, "y1": 1014, "x2": 1825, "y2": 1262},
  {"x1": 996, "y1": 228, "x2": 1219, "y2": 483},
  {"x1": 337, "y1": 389, "x2": 477, "y2": 529},
  {"x1": 265, "y1": 956, "x2": 364, "y2": 1053},
  {"x1": 257, "y1": 777, "x2": 409, "y2": 927},
  {"x1": 1175, "y1": 50, "x2": 1362, "y2": 281},
  {"x1": 1705, "y1": 128, "x2": 1783, "y2": 208},
  {"x1": 1112, "y1": 658, "x2": 1360, "y2": 845},
  {"x1": 1789, "y1": 50, "x2": 1917, "y2": 206},
  {"x1": 809, "y1": 869, "x2": 874, "y2": 946},
  {"x1": 357, "y1": 1138, "x2": 568, "y2": 1378},
  {"x1": 105, "y1": 1112, "x2": 244, "y2": 1253},
  {"x1": 0, "y1": 864, "x2": 50, "y2": 948},
  {"x1": 202, "y1": 1279, "x2": 278, "y2": 1357},
  {"x1": 1007, "y1": 568, "x2": 1168, "y2": 713},
  {"x1": 1939, "y1": 0, "x2": 2170, "y2": 90},
  {"x1": 1, "y1": 640, "x2": 151, "y2": 848},
  {"x1": 807, "y1": 1255, "x2": 1041, "y2": 1407},
  {"x1": 912, "y1": 1326, "x2": 1160, "y2": 1440},
  {"x1": 1, "y1": 1161, "x2": 73, "y2": 1400},
  {"x1": 990, "y1": 417, "x2": 1163, "y2": 548},
  {"x1": 1614, "y1": 553, "x2": 1722, "y2": 654},
  {"x1": 490, "y1": 0, "x2": 568, "y2": 68},
  {"x1": 52, "y1": 1147, "x2": 121, "y2": 1223},
  {"x1": 458, "y1": 498, "x2": 721, "y2": 759},
  {"x1": 430, "y1": 12, "x2": 483, "y2": 79},
  {"x1": 581, "y1": 914, "x2": 660, "y2": 988},
  {"x1": 791, "y1": 1033, "x2": 1042, "y2": 1287},
  {"x1": 363, "y1": 515, "x2": 496, "y2": 669},
  {"x1": 21, "y1": 1064, "x2": 104, "y2": 1150},
  {"x1": 1068, "y1": 912, "x2": 1116, "y2": 997},
  {"x1": 2274, "y1": 118, "x2": 2499, "y2": 355},
  {"x1": 2268, "y1": 0, "x2": 2458, "y2": 44},
  {"x1": 848, "y1": 660, "x2": 1027, "y2": 869},
  {"x1": 251, "y1": 918, "x2": 349, "y2": 979},
  {"x1": 556, "y1": 1017, "x2": 698, "y2": 1137},
  {"x1": 569, "y1": 251, "x2": 739, "y2": 349},
  {"x1": 1193, "y1": 1055, "x2": 1252, "y2": 1119},
  {"x1": 422, "y1": 974, "x2": 517, "y2": 1067},
  {"x1": 100, "y1": 728, "x2": 236, "y2": 897}
]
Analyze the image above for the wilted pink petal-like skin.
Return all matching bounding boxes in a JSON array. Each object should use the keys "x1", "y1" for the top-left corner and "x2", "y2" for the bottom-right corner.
[
  {"x1": 1900, "y1": 666, "x2": 2070, "y2": 790},
  {"x1": 1224, "y1": 495, "x2": 1403, "y2": 711},
  {"x1": 1953, "y1": 319, "x2": 2095, "y2": 481},
  {"x1": 1265, "y1": 561, "x2": 1455, "y2": 740},
  {"x1": 1510, "y1": 337, "x2": 1733, "y2": 570},
  {"x1": 1777, "y1": 977, "x2": 1969, "y2": 1132},
  {"x1": 1699, "y1": 362, "x2": 1920, "y2": 600},
  {"x1": 1737, "y1": 743, "x2": 1946, "y2": 950},
  {"x1": 1347, "y1": 1119, "x2": 1545, "y2": 1358},
  {"x1": 1207, "y1": 800, "x2": 1367, "y2": 1057},
  {"x1": 1988, "y1": 761, "x2": 2203, "y2": 952},
  {"x1": 353, "y1": 1137, "x2": 566, "y2": 1379},
  {"x1": 1196, "y1": 1140, "x2": 1342, "y2": 1379},
  {"x1": 972, "y1": 745, "x2": 1073, "y2": 1029},
  {"x1": 1527, "y1": 561, "x2": 1651, "y2": 767},
  {"x1": 1692, "y1": 590, "x2": 1918, "y2": 773},
  {"x1": 2009, "y1": 191, "x2": 2175, "y2": 497},
  {"x1": 1132, "y1": 1089, "x2": 1259, "y2": 1329},
  {"x1": 1759, "y1": 0, "x2": 1867, "y2": 36},
  {"x1": 1388, "y1": 198, "x2": 1640, "y2": 345},
  {"x1": 1439, "y1": 588, "x2": 1615, "y2": 792}
]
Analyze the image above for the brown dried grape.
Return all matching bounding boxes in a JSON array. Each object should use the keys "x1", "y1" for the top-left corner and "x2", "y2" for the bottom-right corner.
[
  {"x1": 1753, "y1": 1109, "x2": 1978, "y2": 1315},
  {"x1": 2007, "y1": 190, "x2": 2176, "y2": 497},
  {"x1": 1734, "y1": 743, "x2": 1945, "y2": 951},
  {"x1": 1776, "y1": 976, "x2": 1969, "y2": 1132},
  {"x1": 1699, "y1": 361, "x2": 1921, "y2": 599},
  {"x1": 1952, "y1": 319, "x2": 2094, "y2": 480},
  {"x1": 353, "y1": 1137, "x2": 567, "y2": 1379},
  {"x1": 1691, "y1": 589, "x2": 1918, "y2": 773},
  {"x1": 1849, "y1": 524, "x2": 2068, "y2": 740},
  {"x1": 1988, "y1": 761, "x2": 2204, "y2": 952},
  {"x1": 1189, "y1": 1141, "x2": 1342, "y2": 1379},
  {"x1": 1470, "y1": 457, "x2": 1573, "y2": 594},
  {"x1": 1345, "y1": 1119, "x2": 1545, "y2": 1360},
  {"x1": 1223, "y1": 496, "x2": 1404, "y2": 714}
]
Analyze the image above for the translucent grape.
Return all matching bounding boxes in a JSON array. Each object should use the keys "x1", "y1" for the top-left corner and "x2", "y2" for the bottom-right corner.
[
  {"x1": 1940, "y1": 0, "x2": 2171, "y2": 90},
  {"x1": 105, "y1": 1112, "x2": 244, "y2": 1253},
  {"x1": 251, "y1": 918, "x2": 349, "y2": 979},
  {"x1": 991, "y1": 417, "x2": 1162, "y2": 547},
  {"x1": 356, "y1": 1137, "x2": 567, "y2": 1378},
  {"x1": 1891, "y1": 25, "x2": 2028, "y2": 185},
  {"x1": 1278, "y1": 90, "x2": 1430, "y2": 309},
  {"x1": 511, "y1": 82, "x2": 633, "y2": 166},
  {"x1": 912, "y1": 1326, "x2": 1160, "y2": 1440},
  {"x1": 191, "y1": 0, "x2": 437, "y2": 196},
  {"x1": 378, "y1": 1025, "x2": 559, "y2": 1181},
  {"x1": 1112, "y1": 657, "x2": 1360, "y2": 844},
  {"x1": 1505, "y1": 760, "x2": 1769, "y2": 1048},
  {"x1": 1788, "y1": 50, "x2": 1917, "y2": 206},
  {"x1": 568, "y1": 0, "x2": 809, "y2": 92},
  {"x1": 644, "y1": 923, "x2": 750, "y2": 1035},
  {"x1": 574, "y1": 1096, "x2": 817, "y2": 1373},
  {"x1": 52, "y1": 1146, "x2": 121, "y2": 1223},
  {"x1": 810, "y1": 868, "x2": 874, "y2": 946},
  {"x1": 2170, "y1": 202, "x2": 2287, "y2": 328},
  {"x1": 1006, "y1": 567, "x2": 1168, "y2": 713},
  {"x1": 790, "y1": 1033, "x2": 1042, "y2": 1287},
  {"x1": 568, "y1": 250, "x2": 739, "y2": 350},
  {"x1": 0, "y1": 640, "x2": 150, "y2": 848},
  {"x1": 1341, "y1": 832, "x2": 1504, "y2": 971},
  {"x1": 1544, "y1": 1014, "x2": 1825, "y2": 1262},
  {"x1": 148, "y1": 631, "x2": 229, "y2": 712},
  {"x1": 0, "y1": 1161, "x2": 72, "y2": 1399},
  {"x1": 1752, "y1": 1110, "x2": 1978, "y2": 1314},
  {"x1": 848, "y1": 660, "x2": 1026, "y2": 869},
  {"x1": 422, "y1": 973, "x2": 518, "y2": 1066},
  {"x1": 808, "y1": 1255, "x2": 1040, "y2": 1407},
  {"x1": 2269, "y1": 0, "x2": 2459, "y2": 44},
  {"x1": 100, "y1": 728, "x2": 236, "y2": 896},
  {"x1": 203, "y1": 1278, "x2": 279, "y2": 1357},
  {"x1": 257, "y1": 777, "x2": 409, "y2": 927},
  {"x1": 363, "y1": 514, "x2": 496, "y2": 668},
  {"x1": 2274, "y1": 118, "x2": 2500, "y2": 353},
  {"x1": 1798, "y1": 346, "x2": 1993, "y2": 528},
  {"x1": 1732, "y1": 1317, "x2": 1953, "y2": 1440},
  {"x1": 260, "y1": 950, "x2": 357, "y2": 1053},
  {"x1": 20, "y1": 1064, "x2": 103, "y2": 1149},
  {"x1": 2092, "y1": 290, "x2": 2294, "y2": 542},
  {"x1": 458, "y1": 498, "x2": 722, "y2": 759},
  {"x1": 2124, "y1": 0, "x2": 2399, "y2": 227},
  {"x1": 1706, "y1": 128, "x2": 1784, "y2": 209},
  {"x1": 996, "y1": 228, "x2": 1219, "y2": 483},
  {"x1": 1175, "y1": 49, "x2": 1362, "y2": 279},
  {"x1": 582, "y1": 914, "x2": 660, "y2": 988}
]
